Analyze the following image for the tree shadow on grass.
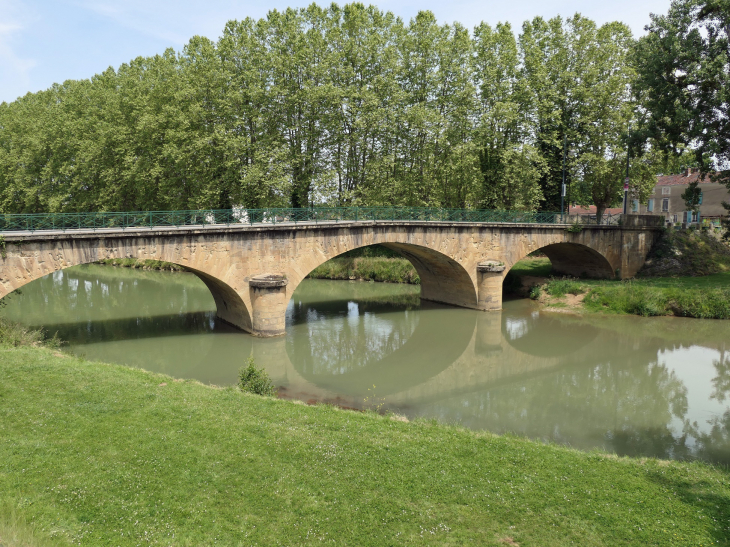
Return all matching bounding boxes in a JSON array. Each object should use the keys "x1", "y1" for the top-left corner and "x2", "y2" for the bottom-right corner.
[{"x1": 646, "y1": 467, "x2": 730, "y2": 546}]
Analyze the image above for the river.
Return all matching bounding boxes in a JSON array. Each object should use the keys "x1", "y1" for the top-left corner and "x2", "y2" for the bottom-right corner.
[{"x1": 2, "y1": 264, "x2": 729, "y2": 464}]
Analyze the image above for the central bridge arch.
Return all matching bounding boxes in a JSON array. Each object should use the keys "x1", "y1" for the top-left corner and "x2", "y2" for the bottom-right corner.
[{"x1": 287, "y1": 241, "x2": 478, "y2": 311}]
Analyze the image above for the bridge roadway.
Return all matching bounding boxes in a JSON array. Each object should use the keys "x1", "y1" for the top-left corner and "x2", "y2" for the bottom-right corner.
[{"x1": 0, "y1": 215, "x2": 663, "y2": 336}]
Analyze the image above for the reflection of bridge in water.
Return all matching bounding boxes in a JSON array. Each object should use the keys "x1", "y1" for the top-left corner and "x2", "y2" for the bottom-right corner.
[{"x1": 248, "y1": 300, "x2": 712, "y2": 412}]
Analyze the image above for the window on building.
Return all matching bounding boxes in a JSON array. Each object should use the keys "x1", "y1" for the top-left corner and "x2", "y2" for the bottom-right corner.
[
  {"x1": 662, "y1": 198, "x2": 669, "y2": 212},
  {"x1": 684, "y1": 211, "x2": 700, "y2": 223},
  {"x1": 631, "y1": 200, "x2": 639, "y2": 212},
  {"x1": 699, "y1": 192, "x2": 703, "y2": 205},
  {"x1": 647, "y1": 199, "x2": 654, "y2": 212},
  {"x1": 662, "y1": 187, "x2": 671, "y2": 195}
]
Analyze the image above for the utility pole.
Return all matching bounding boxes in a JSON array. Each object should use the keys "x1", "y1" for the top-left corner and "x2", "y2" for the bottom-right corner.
[
  {"x1": 562, "y1": 133, "x2": 566, "y2": 221},
  {"x1": 623, "y1": 124, "x2": 630, "y2": 215}
]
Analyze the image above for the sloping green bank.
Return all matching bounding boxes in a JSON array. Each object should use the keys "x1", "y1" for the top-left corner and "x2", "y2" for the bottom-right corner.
[
  {"x1": 1, "y1": 344, "x2": 729, "y2": 546},
  {"x1": 582, "y1": 282, "x2": 730, "y2": 318},
  {"x1": 638, "y1": 229, "x2": 730, "y2": 278}
]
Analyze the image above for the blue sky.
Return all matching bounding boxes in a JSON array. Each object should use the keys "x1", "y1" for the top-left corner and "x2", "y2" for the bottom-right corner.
[{"x1": 1, "y1": 0, "x2": 672, "y2": 104}]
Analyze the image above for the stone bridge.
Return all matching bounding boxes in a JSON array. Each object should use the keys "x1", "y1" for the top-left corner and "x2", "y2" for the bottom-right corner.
[{"x1": 0, "y1": 215, "x2": 662, "y2": 336}]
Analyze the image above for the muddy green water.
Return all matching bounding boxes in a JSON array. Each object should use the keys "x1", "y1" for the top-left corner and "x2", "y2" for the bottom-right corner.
[{"x1": 3, "y1": 264, "x2": 729, "y2": 464}]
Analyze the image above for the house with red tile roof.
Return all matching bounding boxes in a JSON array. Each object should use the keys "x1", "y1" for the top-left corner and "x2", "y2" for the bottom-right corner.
[
  {"x1": 635, "y1": 169, "x2": 728, "y2": 225},
  {"x1": 570, "y1": 169, "x2": 728, "y2": 225}
]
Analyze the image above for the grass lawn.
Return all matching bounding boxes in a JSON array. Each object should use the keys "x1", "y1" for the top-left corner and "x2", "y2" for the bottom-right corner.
[{"x1": 1, "y1": 345, "x2": 730, "y2": 546}]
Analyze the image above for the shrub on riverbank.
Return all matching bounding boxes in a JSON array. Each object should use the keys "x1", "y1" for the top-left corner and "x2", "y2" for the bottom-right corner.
[
  {"x1": 96, "y1": 258, "x2": 185, "y2": 271},
  {"x1": 307, "y1": 256, "x2": 420, "y2": 284},
  {"x1": 0, "y1": 318, "x2": 45, "y2": 347},
  {"x1": 1, "y1": 346, "x2": 729, "y2": 546},
  {"x1": 0, "y1": 318, "x2": 60, "y2": 348},
  {"x1": 238, "y1": 356, "x2": 277, "y2": 396}
]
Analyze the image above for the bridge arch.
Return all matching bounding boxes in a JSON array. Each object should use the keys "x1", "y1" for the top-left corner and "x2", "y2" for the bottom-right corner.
[
  {"x1": 184, "y1": 266, "x2": 252, "y2": 332},
  {"x1": 536, "y1": 242, "x2": 616, "y2": 279},
  {"x1": 287, "y1": 241, "x2": 478, "y2": 311},
  {"x1": 0, "y1": 245, "x2": 252, "y2": 333},
  {"x1": 505, "y1": 241, "x2": 618, "y2": 281},
  {"x1": 502, "y1": 241, "x2": 618, "y2": 293},
  {"x1": 486, "y1": 240, "x2": 619, "y2": 312}
]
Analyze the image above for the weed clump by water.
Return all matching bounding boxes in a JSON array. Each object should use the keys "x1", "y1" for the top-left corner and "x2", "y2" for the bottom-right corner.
[
  {"x1": 544, "y1": 278, "x2": 585, "y2": 298},
  {"x1": 238, "y1": 357, "x2": 277, "y2": 396},
  {"x1": 0, "y1": 317, "x2": 61, "y2": 348},
  {"x1": 529, "y1": 285, "x2": 542, "y2": 300}
]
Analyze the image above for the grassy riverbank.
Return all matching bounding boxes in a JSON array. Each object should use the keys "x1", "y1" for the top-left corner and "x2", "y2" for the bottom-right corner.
[
  {"x1": 519, "y1": 257, "x2": 730, "y2": 318},
  {"x1": 511, "y1": 227, "x2": 730, "y2": 319},
  {"x1": 307, "y1": 256, "x2": 420, "y2": 284},
  {"x1": 1, "y1": 332, "x2": 729, "y2": 546},
  {"x1": 306, "y1": 245, "x2": 421, "y2": 284}
]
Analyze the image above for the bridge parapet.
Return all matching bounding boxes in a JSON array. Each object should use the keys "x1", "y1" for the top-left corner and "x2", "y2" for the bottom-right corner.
[
  {"x1": 565, "y1": 213, "x2": 665, "y2": 228},
  {"x1": 0, "y1": 207, "x2": 565, "y2": 233}
]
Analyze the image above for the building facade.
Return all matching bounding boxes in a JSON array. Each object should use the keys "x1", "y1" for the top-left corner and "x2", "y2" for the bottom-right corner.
[{"x1": 635, "y1": 170, "x2": 728, "y2": 225}]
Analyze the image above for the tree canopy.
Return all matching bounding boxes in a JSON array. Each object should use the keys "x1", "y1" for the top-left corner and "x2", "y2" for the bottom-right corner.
[{"x1": 0, "y1": 3, "x2": 646, "y2": 214}]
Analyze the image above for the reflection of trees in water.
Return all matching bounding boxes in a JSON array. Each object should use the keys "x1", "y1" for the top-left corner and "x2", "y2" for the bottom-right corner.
[
  {"x1": 286, "y1": 280, "x2": 421, "y2": 376},
  {"x1": 287, "y1": 300, "x2": 420, "y2": 375},
  {"x1": 416, "y1": 358, "x2": 698, "y2": 461},
  {"x1": 288, "y1": 279, "x2": 419, "y2": 318},
  {"x1": 711, "y1": 353, "x2": 730, "y2": 403},
  {"x1": 689, "y1": 410, "x2": 730, "y2": 465},
  {"x1": 680, "y1": 353, "x2": 730, "y2": 464},
  {"x1": 1, "y1": 265, "x2": 214, "y2": 335}
]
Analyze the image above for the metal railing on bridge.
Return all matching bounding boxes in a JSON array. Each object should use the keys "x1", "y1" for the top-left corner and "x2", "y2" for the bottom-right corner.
[
  {"x1": 568, "y1": 213, "x2": 622, "y2": 225},
  {"x1": 0, "y1": 207, "x2": 564, "y2": 233}
]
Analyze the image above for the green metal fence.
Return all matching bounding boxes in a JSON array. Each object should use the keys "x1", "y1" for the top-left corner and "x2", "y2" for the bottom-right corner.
[{"x1": 0, "y1": 207, "x2": 564, "y2": 232}]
